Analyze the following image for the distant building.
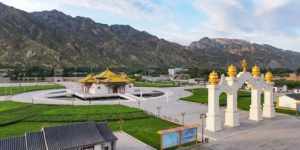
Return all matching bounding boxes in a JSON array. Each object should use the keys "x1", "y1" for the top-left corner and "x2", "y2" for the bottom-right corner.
[
  {"x1": 285, "y1": 73, "x2": 300, "y2": 81},
  {"x1": 278, "y1": 94, "x2": 300, "y2": 111},
  {"x1": 141, "y1": 75, "x2": 170, "y2": 82},
  {"x1": 168, "y1": 68, "x2": 188, "y2": 79},
  {"x1": 293, "y1": 87, "x2": 300, "y2": 94},
  {"x1": 0, "y1": 122, "x2": 117, "y2": 150},
  {"x1": 273, "y1": 85, "x2": 288, "y2": 93}
]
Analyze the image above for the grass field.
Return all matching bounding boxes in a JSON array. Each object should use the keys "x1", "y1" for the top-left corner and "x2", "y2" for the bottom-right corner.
[
  {"x1": 181, "y1": 88, "x2": 300, "y2": 116},
  {"x1": 0, "y1": 101, "x2": 178, "y2": 149},
  {"x1": 181, "y1": 88, "x2": 259, "y2": 111},
  {"x1": 0, "y1": 84, "x2": 65, "y2": 96},
  {"x1": 134, "y1": 81, "x2": 177, "y2": 87}
]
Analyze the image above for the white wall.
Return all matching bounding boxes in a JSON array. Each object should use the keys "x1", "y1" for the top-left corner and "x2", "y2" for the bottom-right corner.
[
  {"x1": 278, "y1": 95, "x2": 297, "y2": 109},
  {"x1": 89, "y1": 84, "x2": 109, "y2": 95},
  {"x1": 94, "y1": 144, "x2": 102, "y2": 150}
]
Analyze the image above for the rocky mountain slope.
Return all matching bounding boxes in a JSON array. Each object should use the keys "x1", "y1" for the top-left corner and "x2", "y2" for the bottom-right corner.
[
  {"x1": 0, "y1": 2, "x2": 300, "y2": 70},
  {"x1": 189, "y1": 38, "x2": 300, "y2": 69}
]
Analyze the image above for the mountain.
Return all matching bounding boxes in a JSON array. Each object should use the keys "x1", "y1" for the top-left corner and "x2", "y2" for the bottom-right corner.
[
  {"x1": 0, "y1": 2, "x2": 300, "y2": 70},
  {"x1": 189, "y1": 37, "x2": 300, "y2": 69}
]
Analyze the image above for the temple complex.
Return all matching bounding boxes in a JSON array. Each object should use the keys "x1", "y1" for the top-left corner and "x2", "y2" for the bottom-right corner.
[{"x1": 79, "y1": 69, "x2": 133, "y2": 95}]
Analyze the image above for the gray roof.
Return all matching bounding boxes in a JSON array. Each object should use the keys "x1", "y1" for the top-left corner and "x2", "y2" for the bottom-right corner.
[
  {"x1": 96, "y1": 122, "x2": 118, "y2": 141},
  {"x1": 286, "y1": 94, "x2": 300, "y2": 100},
  {"x1": 0, "y1": 136, "x2": 26, "y2": 150},
  {"x1": 0, "y1": 122, "x2": 117, "y2": 150},
  {"x1": 44, "y1": 122, "x2": 105, "y2": 150}
]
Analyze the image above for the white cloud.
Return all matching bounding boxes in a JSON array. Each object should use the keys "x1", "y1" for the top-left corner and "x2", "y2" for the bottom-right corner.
[{"x1": 190, "y1": 0, "x2": 300, "y2": 50}]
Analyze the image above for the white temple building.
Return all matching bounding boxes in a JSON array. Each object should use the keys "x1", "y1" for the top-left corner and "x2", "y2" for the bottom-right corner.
[{"x1": 79, "y1": 69, "x2": 133, "y2": 95}]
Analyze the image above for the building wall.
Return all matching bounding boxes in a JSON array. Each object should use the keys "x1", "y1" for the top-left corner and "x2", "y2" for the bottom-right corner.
[
  {"x1": 278, "y1": 95, "x2": 297, "y2": 109},
  {"x1": 94, "y1": 144, "x2": 103, "y2": 150},
  {"x1": 89, "y1": 84, "x2": 110, "y2": 95},
  {"x1": 94, "y1": 142, "x2": 113, "y2": 150}
]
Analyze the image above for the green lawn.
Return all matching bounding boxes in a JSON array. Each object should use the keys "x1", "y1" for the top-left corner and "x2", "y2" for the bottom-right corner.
[
  {"x1": 134, "y1": 81, "x2": 177, "y2": 87},
  {"x1": 181, "y1": 88, "x2": 260, "y2": 111},
  {"x1": 0, "y1": 101, "x2": 178, "y2": 149},
  {"x1": 0, "y1": 84, "x2": 65, "y2": 96}
]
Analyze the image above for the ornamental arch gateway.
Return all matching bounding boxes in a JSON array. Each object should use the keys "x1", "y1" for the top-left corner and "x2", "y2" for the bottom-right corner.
[{"x1": 205, "y1": 60, "x2": 275, "y2": 132}]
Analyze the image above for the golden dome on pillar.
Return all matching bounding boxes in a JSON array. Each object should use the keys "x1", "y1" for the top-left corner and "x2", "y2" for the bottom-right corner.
[
  {"x1": 265, "y1": 71, "x2": 273, "y2": 83},
  {"x1": 227, "y1": 64, "x2": 237, "y2": 77},
  {"x1": 241, "y1": 59, "x2": 248, "y2": 72},
  {"x1": 209, "y1": 70, "x2": 219, "y2": 85},
  {"x1": 252, "y1": 64, "x2": 260, "y2": 77}
]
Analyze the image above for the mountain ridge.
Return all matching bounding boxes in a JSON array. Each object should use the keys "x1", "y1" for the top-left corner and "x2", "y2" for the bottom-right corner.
[{"x1": 0, "y1": 2, "x2": 300, "y2": 70}]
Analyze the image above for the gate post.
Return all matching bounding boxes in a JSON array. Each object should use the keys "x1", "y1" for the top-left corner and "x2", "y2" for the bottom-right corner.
[
  {"x1": 249, "y1": 88, "x2": 262, "y2": 121},
  {"x1": 224, "y1": 76, "x2": 240, "y2": 127},
  {"x1": 206, "y1": 84, "x2": 222, "y2": 132}
]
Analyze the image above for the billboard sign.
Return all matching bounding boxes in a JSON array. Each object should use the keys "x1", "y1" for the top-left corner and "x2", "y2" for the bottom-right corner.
[
  {"x1": 162, "y1": 132, "x2": 180, "y2": 149},
  {"x1": 181, "y1": 127, "x2": 197, "y2": 144},
  {"x1": 158, "y1": 125, "x2": 198, "y2": 149}
]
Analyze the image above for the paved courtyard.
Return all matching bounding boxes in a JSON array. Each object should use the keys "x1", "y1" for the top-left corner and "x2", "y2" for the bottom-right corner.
[
  {"x1": 115, "y1": 131, "x2": 155, "y2": 150},
  {"x1": 7, "y1": 82, "x2": 300, "y2": 150}
]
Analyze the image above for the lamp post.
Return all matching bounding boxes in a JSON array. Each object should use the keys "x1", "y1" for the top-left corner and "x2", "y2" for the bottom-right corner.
[
  {"x1": 140, "y1": 89, "x2": 143, "y2": 98},
  {"x1": 200, "y1": 113, "x2": 207, "y2": 143},
  {"x1": 156, "y1": 106, "x2": 161, "y2": 117},
  {"x1": 181, "y1": 112, "x2": 186, "y2": 125},
  {"x1": 138, "y1": 99, "x2": 141, "y2": 108}
]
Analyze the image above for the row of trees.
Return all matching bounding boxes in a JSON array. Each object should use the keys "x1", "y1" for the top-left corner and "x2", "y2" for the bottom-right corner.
[{"x1": 3, "y1": 66, "x2": 300, "y2": 80}]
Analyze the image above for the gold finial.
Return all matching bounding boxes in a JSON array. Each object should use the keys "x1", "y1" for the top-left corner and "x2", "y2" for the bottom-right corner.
[
  {"x1": 241, "y1": 59, "x2": 248, "y2": 72},
  {"x1": 252, "y1": 64, "x2": 260, "y2": 77},
  {"x1": 208, "y1": 70, "x2": 219, "y2": 85},
  {"x1": 227, "y1": 64, "x2": 237, "y2": 77},
  {"x1": 265, "y1": 71, "x2": 273, "y2": 83}
]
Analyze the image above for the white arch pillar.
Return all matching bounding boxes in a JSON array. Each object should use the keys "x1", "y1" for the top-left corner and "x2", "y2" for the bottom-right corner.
[
  {"x1": 263, "y1": 89, "x2": 275, "y2": 118},
  {"x1": 206, "y1": 85, "x2": 222, "y2": 132},
  {"x1": 225, "y1": 91, "x2": 240, "y2": 127},
  {"x1": 224, "y1": 78, "x2": 240, "y2": 127},
  {"x1": 249, "y1": 88, "x2": 262, "y2": 121}
]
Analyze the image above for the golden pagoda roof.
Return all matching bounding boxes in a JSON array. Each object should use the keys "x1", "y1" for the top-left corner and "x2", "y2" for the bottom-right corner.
[
  {"x1": 100, "y1": 75, "x2": 131, "y2": 83},
  {"x1": 93, "y1": 69, "x2": 132, "y2": 84},
  {"x1": 94, "y1": 68, "x2": 117, "y2": 79},
  {"x1": 79, "y1": 74, "x2": 96, "y2": 83}
]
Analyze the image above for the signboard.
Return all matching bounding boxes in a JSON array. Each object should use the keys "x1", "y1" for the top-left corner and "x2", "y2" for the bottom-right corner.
[
  {"x1": 181, "y1": 127, "x2": 197, "y2": 144},
  {"x1": 162, "y1": 132, "x2": 180, "y2": 149},
  {"x1": 158, "y1": 125, "x2": 198, "y2": 150}
]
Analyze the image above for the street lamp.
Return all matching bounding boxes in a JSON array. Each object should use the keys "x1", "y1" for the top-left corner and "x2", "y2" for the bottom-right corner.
[
  {"x1": 200, "y1": 113, "x2": 207, "y2": 143},
  {"x1": 138, "y1": 99, "x2": 141, "y2": 108},
  {"x1": 181, "y1": 112, "x2": 186, "y2": 125},
  {"x1": 156, "y1": 106, "x2": 161, "y2": 117},
  {"x1": 140, "y1": 89, "x2": 143, "y2": 98}
]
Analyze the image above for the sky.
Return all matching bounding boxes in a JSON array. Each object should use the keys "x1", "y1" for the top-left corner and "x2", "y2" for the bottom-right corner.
[{"x1": 1, "y1": 0, "x2": 300, "y2": 51}]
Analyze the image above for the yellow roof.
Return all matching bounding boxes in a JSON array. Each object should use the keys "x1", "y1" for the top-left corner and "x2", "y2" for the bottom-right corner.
[
  {"x1": 100, "y1": 75, "x2": 130, "y2": 83},
  {"x1": 79, "y1": 74, "x2": 96, "y2": 83},
  {"x1": 94, "y1": 68, "x2": 117, "y2": 79},
  {"x1": 91, "y1": 69, "x2": 132, "y2": 84}
]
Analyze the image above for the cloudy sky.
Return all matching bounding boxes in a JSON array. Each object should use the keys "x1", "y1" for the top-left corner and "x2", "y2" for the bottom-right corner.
[{"x1": 1, "y1": 0, "x2": 300, "y2": 51}]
